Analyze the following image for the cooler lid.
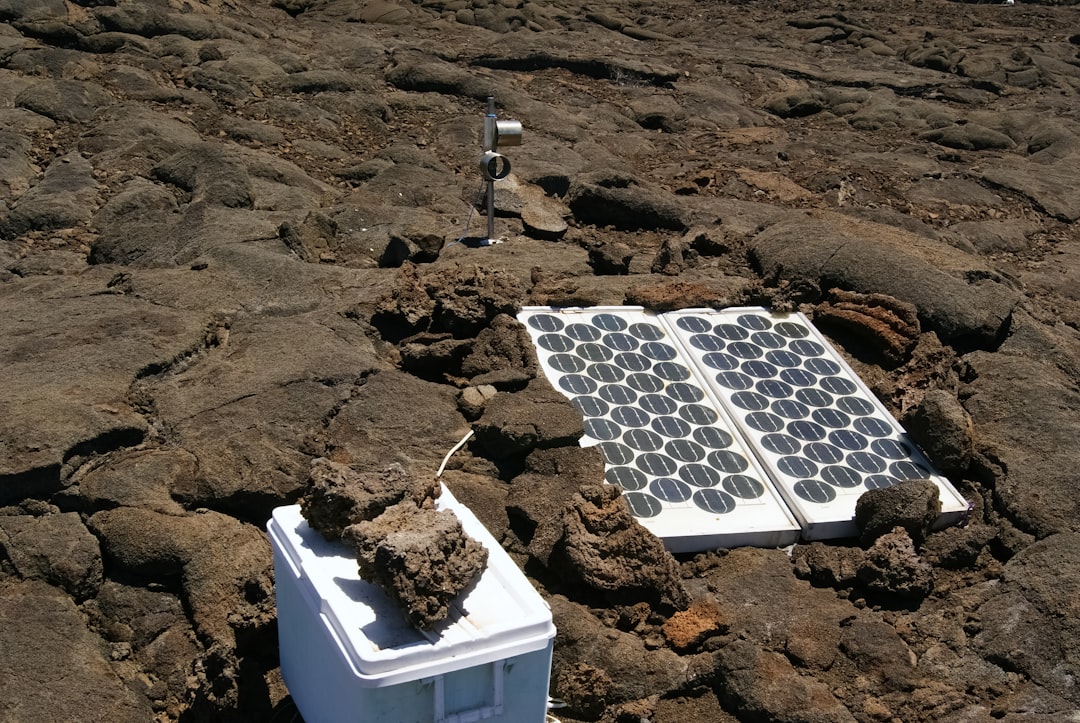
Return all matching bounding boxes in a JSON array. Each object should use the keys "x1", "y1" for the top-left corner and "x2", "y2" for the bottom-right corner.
[{"x1": 268, "y1": 487, "x2": 555, "y2": 687}]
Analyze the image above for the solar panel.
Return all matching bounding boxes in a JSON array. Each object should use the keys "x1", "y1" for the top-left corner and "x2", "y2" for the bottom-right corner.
[
  {"x1": 664, "y1": 307, "x2": 969, "y2": 540},
  {"x1": 520, "y1": 307, "x2": 801, "y2": 552},
  {"x1": 519, "y1": 306, "x2": 969, "y2": 549}
]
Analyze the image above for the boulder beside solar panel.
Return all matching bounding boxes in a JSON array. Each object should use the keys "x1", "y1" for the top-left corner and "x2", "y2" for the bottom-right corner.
[
  {"x1": 519, "y1": 306, "x2": 801, "y2": 552},
  {"x1": 519, "y1": 306, "x2": 969, "y2": 549}
]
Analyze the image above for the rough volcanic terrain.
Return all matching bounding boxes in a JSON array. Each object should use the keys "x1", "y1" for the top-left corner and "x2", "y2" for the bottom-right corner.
[{"x1": 1, "y1": 0, "x2": 1079, "y2": 721}]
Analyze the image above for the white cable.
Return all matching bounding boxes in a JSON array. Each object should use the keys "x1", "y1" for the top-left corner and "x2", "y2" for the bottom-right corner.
[
  {"x1": 449, "y1": 180, "x2": 489, "y2": 246},
  {"x1": 436, "y1": 429, "x2": 474, "y2": 478}
]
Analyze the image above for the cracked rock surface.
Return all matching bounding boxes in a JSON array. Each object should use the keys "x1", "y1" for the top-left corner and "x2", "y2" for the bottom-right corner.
[{"x1": 1, "y1": 0, "x2": 1080, "y2": 720}]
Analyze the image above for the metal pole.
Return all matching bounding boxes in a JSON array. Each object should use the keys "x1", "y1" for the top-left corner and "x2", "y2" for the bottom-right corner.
[
  {"x1": 484, "y1": 96, "x2": 496, "y2": 244},
  {"x1": 486, "y1": 180, "x2": 495, "y2": 243}
]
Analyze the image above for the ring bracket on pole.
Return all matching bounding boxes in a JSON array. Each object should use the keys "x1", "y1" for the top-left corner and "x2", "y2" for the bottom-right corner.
[{"x1": 479, "y1": 151, "x2": 511, "y2": 181}]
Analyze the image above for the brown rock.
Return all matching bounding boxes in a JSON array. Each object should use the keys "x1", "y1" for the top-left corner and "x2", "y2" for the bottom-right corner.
[
  {"x1": 83, "y1": 581, "x2": 200, "y2": 714},
  {"x1": 456, "y1": 384, "x2": 498, "y2": 420},
  {"x1": 0, "y1": 579, "x2": 154, "y2": 722},
  {"x1": 839, "y1": 618, "x2": 919, "y2": 692},
  {"x1": 372, "y1": 262, "x2": 527, "y2": 341},
  {"x1": 322, "y1": 369, "x2": 471, "y2": 477},
  {"x1": 299, "y1": 459, "x2": 438, "y2": 541},
  {"x1": 521, "y1": 196, "x2": 569, "y2": 240},
  {"x1": 791, "y1": 541, "x2": 864, "y2": 588},
  {"x1": 569, "y1": 171, "x2": 689, "y2": 232},
  {"x1": 550, "y1": 595, "x2": 689, "y2": 707},
  {"x1": 814, "y1": 287, "x2": 920, "y2": 366},
  {"x1": 72, "y1": 448, "x2": 194, "y2": 515},
  {"x1": 507, "y1": 446, "x2": 604, "y2": 565},
  {"x1": 974, "y1": 532, "x2": 1080, "y2": 706},
  {"x1": 438, "y1": 469, "x2": 509, "y2": 542},
  {"x1": 857, "y1": 527, "x2": 934, "y2": 599},
  {"x1": 473, "y1": 376, "x2": 584, "y2": 458},
  {"x1": 86, "y1": 507, "x2": 274, "y2": 651},
  {"x1": 922, "y1": 523, "x2": 997, "y2": 569},
  {"x1": 624, "y1": 280, "x2": 729, "y2": 311},
  {"x1": 662, "y1": 601, "x2": 730, "y2": 652},
  {"x1": 555, "y1": 662, "x2": 613, "y2": 720},
  {"x1": 650, "y1": 236, "x2": 692, "y2": 275},
  {"x1": 459, "y1": 312, "x2": 539, "y2": 380},
  {"x1": 587, "y1": 241, "x2": 633, "y2": 275},
  {"x1": 855, "y1": 479, "x2": 941, "y2": 547},
  {"x1": 559, "y1": 484, "x2": 690, "y2": 612},
  {"x1": 715, "y1": 639, "x2": 856, "y2": 723},
  {"x1": 342, "y1": 501, "x2": 488, "y2": 630},
  {"x1": 0, "y1": 512, "x2": 103, "y2": 601},
  {"x1": 903, "y1": 389, "x2": 975, "y2": 476}
]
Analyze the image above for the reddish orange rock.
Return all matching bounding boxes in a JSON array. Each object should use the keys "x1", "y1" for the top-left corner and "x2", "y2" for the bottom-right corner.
[{"x1": 661, "y1": 600, "x2": 731, "y2": 652}]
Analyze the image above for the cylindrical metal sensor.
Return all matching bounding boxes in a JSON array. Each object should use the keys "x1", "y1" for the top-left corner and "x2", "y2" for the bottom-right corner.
[
  {"x1": 495, "y1": 119, "x2": 523, "y2": 147},
  {"x1": 479, "y1": 151, "x2": 511, "y2": 180}
]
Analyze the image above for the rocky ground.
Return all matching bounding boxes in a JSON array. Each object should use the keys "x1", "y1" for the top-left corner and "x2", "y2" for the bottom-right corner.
[{"x1": 1, "y1": 0, "x2": 1079, "y2": 721}]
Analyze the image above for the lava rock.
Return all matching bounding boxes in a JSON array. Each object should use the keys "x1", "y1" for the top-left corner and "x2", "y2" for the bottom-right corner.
[
  {"x1": 714, "y1": 639, "x2": 856, "y2": 723},
  {"x1": 650, "y1": 236, "x2": 692, "y2": 275},
  {"x1": 963, "y1": 349, "x2": 1080, "y2": 538},
  {"x1": 87, "y1": 507, "x2": 275, "y2": 651},
  {"x1": 555, "y1": 662, "x2": 613, "y2": 721},
  {"x1": 0, "y1": 130, "x2": 34, "y2": 201},
  {"x1": 558, "y1": 484, "x2": 690, "y2": 612},
  {"x1": 791, "y1": 542, "x2": 864, "y2": 588},
  {"x1": 14, "y1": 79, "x2": 112, "y2": 124},
  {"x1": 456, "y1": 384, "x2": 498, "y2": 420},
  {"x1": 437, "y1": 470, "x2": 509, "y2": 544},
  {"x1": 813, "y1": 288, "x2": 920, "y2": 366},
  {"x1": 855, "y1": 479, "x2": 941, "y2": 547},
  {"x1": 473, "y1": 377, "x2": 585, "y2": 458},
  {"x1": 625, "y1": 280, "x2": 731, "y2": 311},
  {"x1": 507, "y1": 446, "x2": 605, "y2": 566},
  {"x1": 550, "y1": 594, "x2": 689, "y2": 708},
  {"x1": 0, "y1": 512, "x2": 103, "y2": 601},
  {"x1": 920, "y1": 123, "x2": 1016, "y2": 151},
  {"x1": 459, "y1": 313, "x2": 538, "y2": 380},
  {"x1": 0, "y1": 152, "x2": 100, "y2": 239},
  {"x1": 72, "y1": 448, "x2": 194, "y2": 515},
  {"x1": 372, "y1": 263, "x2": 527, "y2": 341},
  {"x1": 764, "y1": 90, "x2": 827, "y2": 118},
  {"x1": 300, "y1": 459, "x2": 439, "y2": 541},
  {"x1": 974, "y1": 532, "x2": 1080, "y2": 706},
  {"x1": 587, "y1": 240, "x2": 633, "y2": 275},
  {"x1": 569, "y1": 171, "x2": 689, "y2": 232},
  {"x1": 521, "y1": 193, "x2": 569, "y2": 240},
  {"x1": 857, "y1": 526, "x2": 934, "y2": 599},
  {"x1": 751, "y1": 216, "x2": 1020, "y2": 350},
  {"x1": 662, "y1": 601, "x2": 731, "y2": 653},
  {"x1": 0, "y1": 579, "x2": 154, "y2": 721},
  {"x1": 342, "y1": 500, "x2": 488, "y2": 630},
  {"x1": 322, "y1": 368, "x2": 470, "y2": 477},
  {"x1": 398, "y1": 332, "x2": 471, "y2": 382},
  {"x1": 921, "y1": 523, "x2": 997, "y2": 569},
  {"x1": 839, "y1": 618, "x2": 919, "y2": 692},
  {"x1": 151, "y1": 143, "x2": 254, "y2": 209},
  {"x1": 903, "y1": 389, "x2": 974, "y2": 475},
  {"x1": 82, "y1": 580, "x2": 199, "y2": 715}
]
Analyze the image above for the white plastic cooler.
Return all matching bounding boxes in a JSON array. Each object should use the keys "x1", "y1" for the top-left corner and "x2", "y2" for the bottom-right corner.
[{"x1": 267, "y1": 487, "x2": 556, "y2": 723}]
